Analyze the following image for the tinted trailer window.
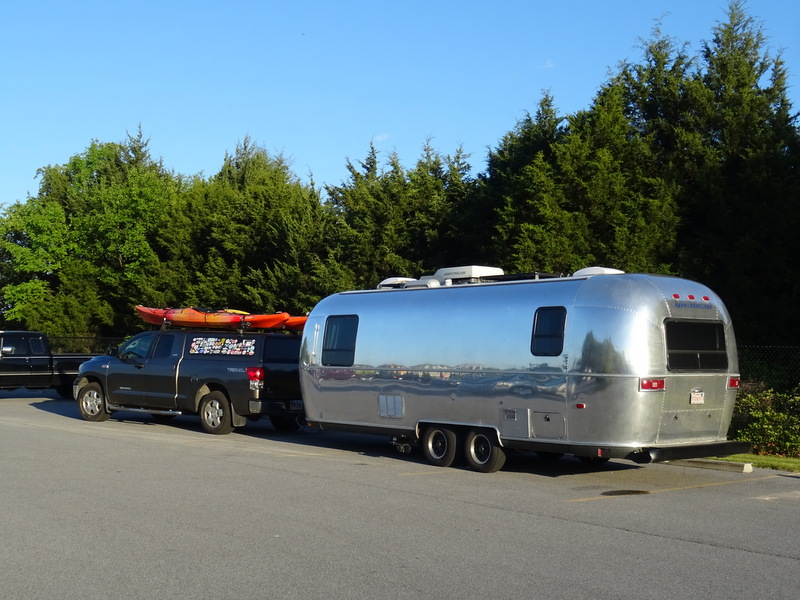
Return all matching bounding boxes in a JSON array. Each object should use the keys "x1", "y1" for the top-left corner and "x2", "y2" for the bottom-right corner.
[
  {"x1": 322, "y1": 315, "x2": 359, "y2": 366},
  {"x1": 665, "y1": 320, "x2": 728, "y2": 370}
]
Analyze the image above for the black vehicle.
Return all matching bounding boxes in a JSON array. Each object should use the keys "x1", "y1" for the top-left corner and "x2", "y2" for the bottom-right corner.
[
  {"x1": 73, "y1": 329, "x2": 303, "y2": 434},
  {"x1": 1, "y1": 331, "x2": 97, "y2": 398}
]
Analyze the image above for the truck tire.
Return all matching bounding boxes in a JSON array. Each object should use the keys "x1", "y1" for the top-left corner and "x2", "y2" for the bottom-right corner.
[
  {"x1": 464, "y1": 429, "x2": 506, "y2": 473},
  {"x1": 421, "y1": 426, "x2": 457, "y2": 467},
  {"x1": 77, "y1": 383, "x2": 110, "y2": 422},
  {"x1": 198, "y1": 391, "x2": 234, "y2": 435}
]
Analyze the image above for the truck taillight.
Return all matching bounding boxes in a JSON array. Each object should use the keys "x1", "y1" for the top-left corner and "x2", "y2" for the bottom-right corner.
[
  {"x1": 728, "y1": 377, "x2": 740, "y2": 389},
  {"x1": 246, "y1": 367, "x2": 264, "y2": 381},
  {"x1": 639, "y1": 378, "x2": 665, "y2": 391}
]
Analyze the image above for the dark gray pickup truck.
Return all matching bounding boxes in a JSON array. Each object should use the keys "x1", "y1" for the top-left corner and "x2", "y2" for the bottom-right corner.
[
  {"x1": 1, "y1": 330, "x2": 97, "y2": 398},
  {"x1": 73, "y1": 329, "x2": 303, "y2": 434}
]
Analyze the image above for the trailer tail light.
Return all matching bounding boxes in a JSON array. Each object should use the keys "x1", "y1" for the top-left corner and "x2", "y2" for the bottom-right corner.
[
  {"x1": 728, "y1": 377, "x2": 740, "y2": 389},
  {"x1": 639, "y1": 378, "x2": 665, "y2": 391}
]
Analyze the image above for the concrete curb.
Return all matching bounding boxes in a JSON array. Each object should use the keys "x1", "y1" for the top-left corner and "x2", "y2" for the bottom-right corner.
[{"x1": 668, "y1": 458, "x2": 753, "y2": 473}]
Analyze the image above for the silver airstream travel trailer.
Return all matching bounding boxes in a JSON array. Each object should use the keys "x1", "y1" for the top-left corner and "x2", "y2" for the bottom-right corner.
[{"x1": 299, "y1": 266, "x2": 748, "y2": 472}]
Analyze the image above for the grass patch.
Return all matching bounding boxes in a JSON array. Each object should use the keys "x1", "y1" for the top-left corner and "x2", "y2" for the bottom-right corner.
[{"x1": 718, "y1": 453, "x2": 800, "y2": 472}]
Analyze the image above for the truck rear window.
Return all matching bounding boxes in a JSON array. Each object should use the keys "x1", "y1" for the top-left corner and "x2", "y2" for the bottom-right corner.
[
  {"x1": 263, "y1": 335, "x2": 301, "y2": 363},
  {"x1": 665, "y1": 320, "x2": 728, "y2": 370},
  {"x1": 188, "y1": 336, "x2": 256, "y2": 356}
]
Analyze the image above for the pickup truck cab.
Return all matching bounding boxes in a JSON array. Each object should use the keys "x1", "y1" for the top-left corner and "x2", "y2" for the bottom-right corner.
[
  {"x1": 1, "y1": 330, "x2": 97, "y2": 398},
  {"x1": 74, "y1": 329, "x2": 303, "y2": 434}
]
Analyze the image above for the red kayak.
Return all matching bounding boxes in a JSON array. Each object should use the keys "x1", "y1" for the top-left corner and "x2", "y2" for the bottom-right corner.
[
  {"x1": 136, "y1": 306, "x2": 250, "y2": 328},
  {"x1": 135, "y1": 305, "x2": 294, "y2": 329},
  {"x1": 135, "y1": 305, "x2": 170, "y2": 325}
]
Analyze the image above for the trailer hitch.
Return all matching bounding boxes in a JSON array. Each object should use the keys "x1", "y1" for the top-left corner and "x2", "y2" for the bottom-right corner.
[{"x1": 391, "y1": 435, "x2": 415, "y2": 454}]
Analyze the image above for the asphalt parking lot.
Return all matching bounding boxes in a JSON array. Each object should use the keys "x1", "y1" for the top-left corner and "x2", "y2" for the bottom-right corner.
[{"x1": 2, "y1": 391, "x2": 799, "y2": 600}]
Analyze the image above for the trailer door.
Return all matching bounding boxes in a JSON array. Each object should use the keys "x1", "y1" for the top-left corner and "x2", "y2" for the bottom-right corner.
[{"x1": 502, "y1": 307, "x2": 568, "y2": 441}]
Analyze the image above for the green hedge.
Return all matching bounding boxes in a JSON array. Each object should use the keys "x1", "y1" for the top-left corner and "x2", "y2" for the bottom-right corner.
[{"x1": 729, "y1": 390, "x2": 800, "y2": 458}]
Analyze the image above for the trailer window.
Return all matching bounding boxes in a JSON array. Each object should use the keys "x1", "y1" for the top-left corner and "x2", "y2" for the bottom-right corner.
[
  {"x1": 322, "y1": 315, "x2": 359, "y2": 366},
  {"x1": 665, "y1": 320, "x2": 728, "y2": 370},
  {"x1": 531, "y1": 307, "x2": 567, "y2": 356}
]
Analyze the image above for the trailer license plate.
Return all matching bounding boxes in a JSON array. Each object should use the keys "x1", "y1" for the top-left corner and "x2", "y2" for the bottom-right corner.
[{"x1": 690, "y1": 391, "x2": 705, "y2": 405}]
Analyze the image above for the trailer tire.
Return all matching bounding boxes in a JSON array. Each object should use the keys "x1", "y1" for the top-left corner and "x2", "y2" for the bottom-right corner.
[
  {"x1": 198, "y1": 391, "x2": 234, "y2": 434},
  {"x1": 421, "y1": 426, "x2": 457, "y2": 467},
  {"x1": 77, "y1": 383, "x2": 110, "y2": 422},
  {"x1": 464, "y1": 430, "x2": 506, "y2": 473}
]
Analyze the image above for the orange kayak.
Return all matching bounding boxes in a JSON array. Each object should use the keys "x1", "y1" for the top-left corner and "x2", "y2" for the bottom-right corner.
[
  {"x1": 242, "y1": 312, "x2": 290, "y2": 328},
  {"x1": 163, "y1": 307, "x2": 250, "y2": 328},
  {"x1": 283, "y1": 315, "x2": 308, "y2": 330}
]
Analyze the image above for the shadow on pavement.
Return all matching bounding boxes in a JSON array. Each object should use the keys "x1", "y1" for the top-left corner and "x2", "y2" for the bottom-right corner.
[{"x1": 24, "y1": 392, "x2": 640, "y2": 477}]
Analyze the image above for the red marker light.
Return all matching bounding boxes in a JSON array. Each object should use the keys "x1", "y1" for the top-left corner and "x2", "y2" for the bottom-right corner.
[
  {"x1": 640, "y1": 378, "x2": 665, "y2": 391},
  {"x1": 728, "y1": 377, "x2": 740, "y2": 389}
]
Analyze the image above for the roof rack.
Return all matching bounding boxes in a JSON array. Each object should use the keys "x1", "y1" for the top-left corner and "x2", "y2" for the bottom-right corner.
[{"x1": 377, "y1": 265, "x2": 623, "y2": 290}]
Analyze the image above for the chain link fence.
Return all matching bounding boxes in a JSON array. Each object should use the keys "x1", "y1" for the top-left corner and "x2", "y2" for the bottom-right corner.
[
  {"x1": 738, "y1": 345, "x2": 800, "y2": 394},
  {"x1": 48, "y1": 336, "x2": 125, "y2": 354}
]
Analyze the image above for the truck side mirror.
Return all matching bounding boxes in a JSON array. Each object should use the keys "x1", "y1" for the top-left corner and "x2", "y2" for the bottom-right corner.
[
  {"x1": 106, "y1": 346, "x2": 119, "y2": 357},
  {"x1": 1, "y1": 346, "x2": 14, "y2": 356}
]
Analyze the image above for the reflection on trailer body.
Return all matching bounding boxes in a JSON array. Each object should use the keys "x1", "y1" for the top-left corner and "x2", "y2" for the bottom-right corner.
[{"x1": 299, "y1": 267, "x2": 747, "y2": 472}]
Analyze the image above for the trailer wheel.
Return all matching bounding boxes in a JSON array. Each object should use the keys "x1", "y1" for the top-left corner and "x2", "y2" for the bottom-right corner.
[
  {"x1": 77, "y1": 383, "x2": 110, "y2": 422},
  {"x1": 421, "y1": 426, "x2": 457, "y2": 467},
  {"x1": 464, "y1": 430, "x2": 506, "y2": 473},
  {"x1": 198, "y1": 391, "x2": 234, "y2": 434}
]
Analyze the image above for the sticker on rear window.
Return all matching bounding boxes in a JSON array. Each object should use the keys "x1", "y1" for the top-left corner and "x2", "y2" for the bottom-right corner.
[{"x1": 189, "y1": 337, "x2": 256, "y2": 356}]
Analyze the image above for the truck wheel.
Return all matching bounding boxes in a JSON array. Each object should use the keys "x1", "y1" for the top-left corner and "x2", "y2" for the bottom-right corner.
[
  {"x1": 198, "y1": 391, "x2": 234, "y2": 434},
  {"x1": 78, "y1": 383, "x2": 110, "y2": 422},
  {"x1": 464, "y1": 430, "x2": 506, "y2": 473},
  {"x1": 421, "y1": 426, "x2": 457, "y2": 467}
]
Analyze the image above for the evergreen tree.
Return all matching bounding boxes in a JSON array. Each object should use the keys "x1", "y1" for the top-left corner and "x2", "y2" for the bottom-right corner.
[
  {"x1": 184, "y1": 137, "x2": 331, "y2": 314},
  {"x1": 0, "y1": 130, "x2": 183, "y2": 335}
]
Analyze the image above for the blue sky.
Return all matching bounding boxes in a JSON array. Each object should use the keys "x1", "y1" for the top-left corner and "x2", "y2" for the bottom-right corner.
[{"x1": 2, "y1": 1, "x2": 798, "y2": 207}]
